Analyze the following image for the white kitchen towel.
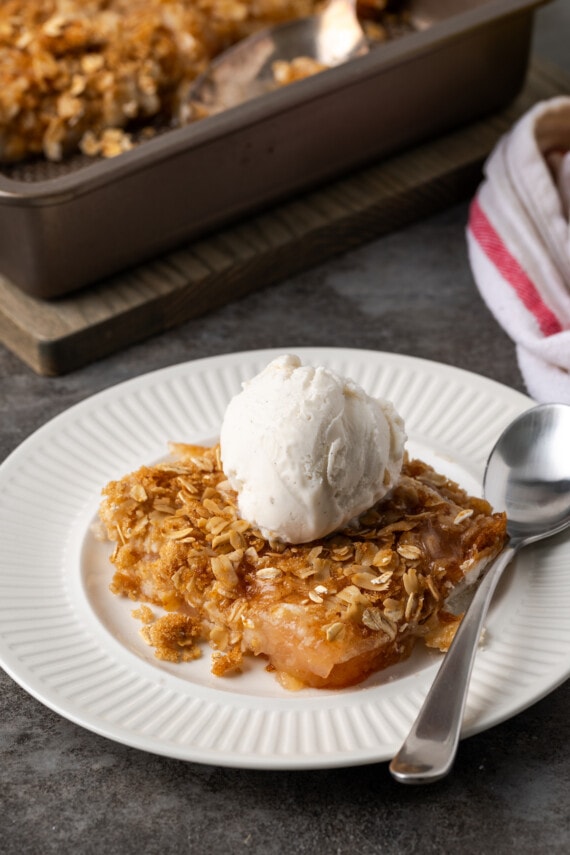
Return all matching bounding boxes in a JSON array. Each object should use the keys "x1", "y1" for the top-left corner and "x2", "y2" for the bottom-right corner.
[{"x1": 467, "y1": 96, "x2": 570, "y2": 403}]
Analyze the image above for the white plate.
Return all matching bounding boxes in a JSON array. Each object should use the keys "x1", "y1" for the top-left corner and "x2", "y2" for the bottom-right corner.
[{"x1": 1, "y1": 348, "x2": 569, "y2": 770}]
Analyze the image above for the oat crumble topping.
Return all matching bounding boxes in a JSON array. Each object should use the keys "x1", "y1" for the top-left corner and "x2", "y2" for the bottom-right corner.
[
  {"x1": 0, "y1": 0, "x2": 410, "y2": 162},
  {"x1": 99, "y1": 442, "x2": 507, "y2": 689}
]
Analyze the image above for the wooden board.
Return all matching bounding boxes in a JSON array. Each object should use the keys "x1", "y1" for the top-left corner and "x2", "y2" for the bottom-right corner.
[{"x1": 0, "y1": 58, "x2": 567, "y2": 376}]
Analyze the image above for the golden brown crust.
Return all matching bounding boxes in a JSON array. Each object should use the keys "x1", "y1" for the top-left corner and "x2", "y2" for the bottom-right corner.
[
  {"x1": 99, "y1": 443, "x2": 507, "y2": 689},
  {"x1": 0, "y1": 0, "x2": 411, "y2": 163},
  {"x1": 0, "y1": 0, "x2": 322, "y2": 162}
]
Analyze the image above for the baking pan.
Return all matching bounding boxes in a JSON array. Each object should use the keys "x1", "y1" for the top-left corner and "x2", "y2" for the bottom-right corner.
[{"x1": 0, "y1": 0, "x2": 550, "y2": 299}]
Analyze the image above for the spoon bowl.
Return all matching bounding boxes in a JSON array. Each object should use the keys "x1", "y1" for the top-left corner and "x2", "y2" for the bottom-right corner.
[
  {"x1": 484, "y1": 403, "x2": 570, "y2": 542},
  {"x1": 389, "y1": 402, "x2": 570, "y2": 784},
  {"x1": 186, "y1": 0, "x2": 367, "y2": 114}
]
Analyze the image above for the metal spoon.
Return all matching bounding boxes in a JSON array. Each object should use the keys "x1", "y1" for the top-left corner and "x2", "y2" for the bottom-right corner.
[
  {"x1": 185, "y1": 0, "x2": 367, "y2": 114},
  {"x1": 390, "y1": 402, "x2": 570, "y2": 784}
]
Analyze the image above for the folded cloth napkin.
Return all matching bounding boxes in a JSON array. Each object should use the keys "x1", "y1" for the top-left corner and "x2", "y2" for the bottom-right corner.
[{"x1": 467, "y1": 96, "x2": 570, "y2": 404}]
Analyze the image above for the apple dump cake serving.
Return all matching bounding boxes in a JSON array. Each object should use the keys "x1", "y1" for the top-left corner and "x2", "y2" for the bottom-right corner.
[{"x1": 98, "y1": 355, "x2": 507, "y2": 690}]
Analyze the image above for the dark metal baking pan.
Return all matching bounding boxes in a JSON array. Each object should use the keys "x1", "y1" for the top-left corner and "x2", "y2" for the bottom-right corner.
[{"x1": 0, "y1": 0, "x2": 550, "y2": 299}]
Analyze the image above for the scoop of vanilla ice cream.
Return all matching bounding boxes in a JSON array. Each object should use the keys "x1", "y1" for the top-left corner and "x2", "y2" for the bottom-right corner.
[{"x1": 219, "y1": 354, "x2": 406, "y2": 544}]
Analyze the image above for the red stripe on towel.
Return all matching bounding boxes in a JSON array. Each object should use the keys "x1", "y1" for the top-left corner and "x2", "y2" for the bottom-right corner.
[{"x1": 469, "y1": 197, "x2": 562, "y2": 337}]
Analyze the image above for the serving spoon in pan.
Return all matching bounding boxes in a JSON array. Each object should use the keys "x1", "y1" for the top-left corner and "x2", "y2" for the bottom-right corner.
[
  {"x1": 390, "y1": 402, "x2": 570, "y2": 784},
  {"x1": 185, "y1": 0, "x2": 368, "y2": 114}
]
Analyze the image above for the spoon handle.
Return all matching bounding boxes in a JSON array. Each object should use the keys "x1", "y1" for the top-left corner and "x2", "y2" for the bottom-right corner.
[{"x1": 389, "y1": 543, "x2": 517, "y2": 784}]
